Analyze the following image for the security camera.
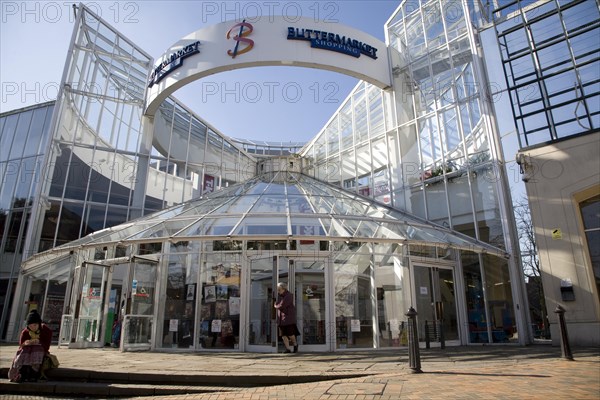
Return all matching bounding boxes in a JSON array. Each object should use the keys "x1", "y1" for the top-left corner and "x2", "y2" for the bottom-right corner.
[{"x1": 515, "y1": 153, "x2": 525, "y2": 166}]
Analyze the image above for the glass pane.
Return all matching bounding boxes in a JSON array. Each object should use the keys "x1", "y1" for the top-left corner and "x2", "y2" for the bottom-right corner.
[
  {"x1": 22, "y1": 106, "x2": 50, "y2": 157},
  {"x1": 472, "y1": 164, "x2": 505, "y2": 249},
  {"x1": 483, "y1": 255, "x2": 517, "y2": 343},
  {"x1": 130, "y1": 262, "x2": 157, "y2": 316},
  {"x1": 463, "y1": 252, "x2": 488, "y2": 343},
  {"x1": 334, "y1": 245, "x2": 374, "y2": 349},
  {"x1": 580, "y1": 195, "x2": 600, "y2": 230},
  {"x1": 77, "y1": 265, "x2": 108, "y2": 343},
  {"x1": 0, "y1": 114, "x2": 18, "y2": 162},
  {"x1": 248, "y1": 257, "x2": 275, "y2": 346},
  {"x1": 413, "y1": 265, "x2": 435, "y2": 340},
  {"x1": 375, "y1": 249, "x2": 410, "y2": 348},
  {"x1": 198, "y1": 252, "x2": 242, "y2": 349},
  {"x1": 296, "y1": 260, "x2": 326, "y2": 345},
  {"x1": 8, "y1": 110, "x2": 33, "y2": 160},
  {"x1": 160, "y1": 253, "x2": 197, "y2": 349},
  {"x1": 438, "y1": 268, "x2": 458, "y2": 341}
]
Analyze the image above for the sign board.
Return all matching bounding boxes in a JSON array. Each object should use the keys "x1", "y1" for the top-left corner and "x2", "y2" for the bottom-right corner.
[
  {"x1": 169, "y1": 319, "x2": 178, "y2": 332},
  {"x1": 145, "y1": 17, "x2": 391, "y2": 116}
]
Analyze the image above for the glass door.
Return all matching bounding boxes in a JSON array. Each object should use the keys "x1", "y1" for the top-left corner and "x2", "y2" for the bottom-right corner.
[
  {"x1": 104, "y1": 263, "x2": 129, "y2": 347},
  {"x1": 75, "y1": 263, "x2": 109, "y2": 347},
  {"x1": 247, "y1": 256, "x2": 277, "y2": 352},
  {"x1": 278, "y1": 257, "x2": 329, "y2": 352},
  {"x1": 246, "y1": 255, "x2": 329, "y2": 352},
  {"x1": 293, "y1": 259, "x2": 328, "y2": 351},
  {"x1": 122, "y1": 260, "x2": 157, "y2": 351},
  {"x1": 413, "y1": 264, "x2": 459, "y2": 346}
]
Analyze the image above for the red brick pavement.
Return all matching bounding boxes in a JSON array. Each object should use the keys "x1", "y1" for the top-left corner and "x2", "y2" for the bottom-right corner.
[{"x1": 116, "y1": 355, "x2": 599, "y2": 400}]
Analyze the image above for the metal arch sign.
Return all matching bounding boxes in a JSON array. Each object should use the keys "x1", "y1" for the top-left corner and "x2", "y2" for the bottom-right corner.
[{"x1": 144, "y1": 16, "x2": 391, "y2": 116}]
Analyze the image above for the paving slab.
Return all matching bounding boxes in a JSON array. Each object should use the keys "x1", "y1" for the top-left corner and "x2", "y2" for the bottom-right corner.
[{"x1": 1, "y1": 344, "x2": 598, "y2": 399}]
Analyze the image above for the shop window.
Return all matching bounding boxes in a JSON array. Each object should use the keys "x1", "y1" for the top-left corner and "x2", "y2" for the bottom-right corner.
[
  {"x1": 579, "y1": 194, "x2": 600, "y2": 305},
  {"x1": 198, "y1": 254, "x2": 241, "y2": 350}
]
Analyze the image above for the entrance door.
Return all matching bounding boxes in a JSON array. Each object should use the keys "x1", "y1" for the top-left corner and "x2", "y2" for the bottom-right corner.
[
  {"x1": 121, "y1": 259, "x2": 157, "y2": 351},
  {"x1": 247, "y1": 257, "x2": 277, "y2": 351},
  {"x1": 246, "y1": 255, "x2": 329, "y2": 352},
  {"x1": 103, "y1": 263, "x2": 129, "y2": 347},
  {"x1": 413, "y1": 265, "x2": 459, "y2": 346},
  {"x1": 285, "y1": 258, "x2": 328, "y2": 352},
  {"x1": 74, "y1": 262, "x2": 110, "y2": 347}
]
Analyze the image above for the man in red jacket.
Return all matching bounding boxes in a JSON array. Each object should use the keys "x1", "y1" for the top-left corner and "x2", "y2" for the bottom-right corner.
[{"x1": 274, "y1": 282, "x2": 300, "y2": 353}]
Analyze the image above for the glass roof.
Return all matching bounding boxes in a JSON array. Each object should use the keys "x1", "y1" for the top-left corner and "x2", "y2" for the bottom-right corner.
[{"x1": 24, "y1": 172, "x2": 507, "y2": 269}]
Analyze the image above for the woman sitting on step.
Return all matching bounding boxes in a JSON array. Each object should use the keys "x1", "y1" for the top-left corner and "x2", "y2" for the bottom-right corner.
[{"x1": 8, "y1": 310, "x2": 53, "y2": 382}]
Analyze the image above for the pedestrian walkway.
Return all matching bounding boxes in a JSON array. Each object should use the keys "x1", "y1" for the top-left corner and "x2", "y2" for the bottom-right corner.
[{"x1": 1, "y1": 344, "x2": 598, "y2": 399}]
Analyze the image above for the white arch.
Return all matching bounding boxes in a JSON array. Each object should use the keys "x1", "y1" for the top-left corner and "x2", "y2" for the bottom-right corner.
[{"x1": 145, "y1": 17, "x2": 392, "y2": 116}]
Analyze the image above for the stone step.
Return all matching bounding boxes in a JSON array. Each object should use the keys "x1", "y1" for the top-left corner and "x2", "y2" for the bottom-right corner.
[{"x1": 1, "y1": 379, "x2": 240, "y2": 398}]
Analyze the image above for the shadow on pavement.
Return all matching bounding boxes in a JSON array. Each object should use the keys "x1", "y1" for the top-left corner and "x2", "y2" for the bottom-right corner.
[{"x1": 426, "y1": 371, "x2": 551, "y2": 378}]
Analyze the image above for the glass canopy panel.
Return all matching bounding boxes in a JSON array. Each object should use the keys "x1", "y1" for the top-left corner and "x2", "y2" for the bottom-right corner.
[
  {"x1": 374, "y1": 223, "x2": 406, "y2": 240},
  {"x1": 50, "y1": 224, "x2": 132, "y2": 250},
  {"x1": 286, "y1": 185, "x2": 302, "y2": 195},
  {"x1": 340, "y1": 218, "x2": 379, "y2": 238},
  {"x1": 233, "y1": 216, "x2": 289, "y2": 235},
  {"x1": 175, "y1": 217, "x2": 240, "y2": 237},
  {"x1": 139, "y1": 204, "x2": 187, "y2": 221},
  {"x1": 290, "y1": 217, "x2": 326, "y2": 236},
  {"x1": 250, "y1": 195, "x2": 287, "y2": 213},
  {"x1": 187, "y1": 197, "x2": 240, "y2": 216},
  {"x1": 380, "y1": 220, "x2": 413, "y2": 237},
  {"x1": 125, "y1": 218, "x2": 200, "y2": 240},
  {"x1": 331, "y1": 197, "x2": 369, "y2": 216},
  {"x1": 364, "y1": 204, "x2": 389, "y2": 219},
  {"x1": 80, "y1": 221, "x2": 169, "y2": 246},
  {"x1": 288, "y1": 195, "x2": 313, "y2": 213},
  {"x1": 247, "y1": 182, "x2": 269, "y2": 195},
  {"x1": 330, "y1": 218, "x2": 353, "y2": 238},
  {"x1": 26, "y1": 169, "x2": 509, "y2": 270},
  {"x1": 217, "y1": 195, "x2": 260, "y2": 214},
  {"x1": 264, "y1": 183, "x2": 286, "y2": 194},
  {"x1": 306, "y1": 196, "x2": 333, "y2": 214}
]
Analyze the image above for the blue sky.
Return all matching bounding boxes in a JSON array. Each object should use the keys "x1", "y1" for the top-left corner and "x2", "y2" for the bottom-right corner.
[{"x1": 1, "y1": 1, "x2": 400, "y2": 143}]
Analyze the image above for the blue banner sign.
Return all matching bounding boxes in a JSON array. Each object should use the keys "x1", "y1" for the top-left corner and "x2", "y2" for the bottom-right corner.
[{"x1": 287, "y1": 28, "x2": 378, "y2": 60}]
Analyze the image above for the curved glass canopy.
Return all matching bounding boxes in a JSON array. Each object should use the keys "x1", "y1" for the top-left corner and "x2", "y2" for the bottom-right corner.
[{"x1": 25, "y1": 172, "x2": 507, "y2": 269}]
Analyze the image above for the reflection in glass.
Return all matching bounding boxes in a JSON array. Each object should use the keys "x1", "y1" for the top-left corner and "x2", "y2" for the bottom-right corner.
[{"x1": 334, "y1": 245, "x2": 373, "y2": 349}]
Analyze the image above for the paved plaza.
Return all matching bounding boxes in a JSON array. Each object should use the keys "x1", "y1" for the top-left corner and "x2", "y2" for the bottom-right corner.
[{"x1": 1, "y1": 344, "x2": 599, "y2": 399}]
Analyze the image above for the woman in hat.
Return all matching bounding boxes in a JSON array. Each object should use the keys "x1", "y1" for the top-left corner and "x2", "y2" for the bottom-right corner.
[{"x1": 8, "y1": 310, "x2": 53, "y2": 382}]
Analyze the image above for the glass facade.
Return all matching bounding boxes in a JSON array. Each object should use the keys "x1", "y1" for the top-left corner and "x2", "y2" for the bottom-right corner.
[
  {"x1": 0, "y1": 102, "x2": 54, "y2": 337},
  {"x1": 493, "y1": 0, "x2": 600, "y2": 147},
  {"x1": 492, "y1": 0, "x2": 600, "y2": 345},
  {"x1": 3, "y1": 1, "x2": 556, "y2": 349}
]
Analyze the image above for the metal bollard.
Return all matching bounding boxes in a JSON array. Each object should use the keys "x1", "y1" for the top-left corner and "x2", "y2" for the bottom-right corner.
[
  {"x1": 554, "y1": 305, "x2": 574, "y2": 360},
  {"x1": 405, "y1": 307, "x2": 423, "y2": 373},
  {"x1": 424, "y1": 320, "x2": 430, "y2": 349},
  {"x1": 439, "y1": 320, "x2": 445, "y2": 350}
]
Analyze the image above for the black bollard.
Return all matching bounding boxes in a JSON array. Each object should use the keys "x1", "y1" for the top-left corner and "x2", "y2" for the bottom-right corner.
[
  {"x1": 405, "y1": 307, "x2": 423, "y2": 373},
  {"x1": 439, "y1": 320, "x2": 445, "y2": 350},
  {"x1": 424, "y1": 320, "x2": 430, "y2": 349},
  {"x1": 554, "y1": 305, "x2": 574, "y2": 360}
]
